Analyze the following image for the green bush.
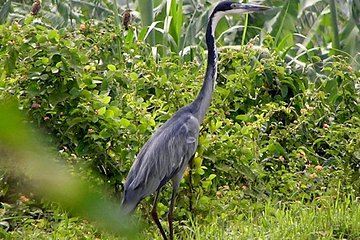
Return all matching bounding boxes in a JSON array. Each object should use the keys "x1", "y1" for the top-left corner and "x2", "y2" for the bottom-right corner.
[{"x1": 1, "y1": 16, "x2": 359, "y2": 212}]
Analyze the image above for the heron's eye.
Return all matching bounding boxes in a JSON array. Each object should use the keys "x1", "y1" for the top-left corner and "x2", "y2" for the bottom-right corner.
[{"x1": 230, "y1": 3, "x2": 241, "y2": 9}]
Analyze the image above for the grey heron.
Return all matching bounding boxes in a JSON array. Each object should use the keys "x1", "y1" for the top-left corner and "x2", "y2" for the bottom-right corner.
[{"x1": 121, "y1": 2, "x2": 270, "y2": 239}]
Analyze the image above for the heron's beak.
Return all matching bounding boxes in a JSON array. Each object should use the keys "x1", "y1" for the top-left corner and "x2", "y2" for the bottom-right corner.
[{"x1": 237, "y1": 4, "x2": 271, "y2": 12}]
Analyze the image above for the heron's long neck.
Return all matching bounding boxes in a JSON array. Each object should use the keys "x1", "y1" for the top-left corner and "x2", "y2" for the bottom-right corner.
[{"x1": 191, "y1": 12, "x2": 221, "y2": 122}]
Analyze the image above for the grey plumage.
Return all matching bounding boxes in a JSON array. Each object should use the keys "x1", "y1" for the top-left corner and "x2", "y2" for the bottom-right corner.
[
  {"x1": 122, "y1": 108, "x2": 199, "y2": 213},
  {"x1": 121, "y1": 2, "x2": 270, "y2": 240}
]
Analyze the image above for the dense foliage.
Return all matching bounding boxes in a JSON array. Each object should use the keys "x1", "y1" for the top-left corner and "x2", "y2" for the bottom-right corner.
[{"x1": 1, "y1": 1, "x2": 360, "y2": 239}]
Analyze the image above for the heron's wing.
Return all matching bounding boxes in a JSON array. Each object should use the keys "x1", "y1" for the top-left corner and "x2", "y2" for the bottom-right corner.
[{"x1": 126, "y1": 112, "x2": 200, "y2": 196}]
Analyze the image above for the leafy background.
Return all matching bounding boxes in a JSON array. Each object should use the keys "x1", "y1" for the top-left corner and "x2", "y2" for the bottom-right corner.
[{"x1": 0, "y1": 0, "x2": 360, "y2": 239}]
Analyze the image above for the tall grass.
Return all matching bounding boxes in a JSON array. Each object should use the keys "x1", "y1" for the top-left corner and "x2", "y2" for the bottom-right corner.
[{"x1": 173, "y1": 195, "x2": 360, "y2": 240}]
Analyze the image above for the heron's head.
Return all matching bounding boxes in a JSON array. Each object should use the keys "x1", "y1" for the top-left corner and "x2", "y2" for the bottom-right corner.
[
  {"x1": 209, "y1": 1, "x2": 270, "y2": 29},
  {"x1": 213, "y1": 1, "x2": 270, "y2": 16}
]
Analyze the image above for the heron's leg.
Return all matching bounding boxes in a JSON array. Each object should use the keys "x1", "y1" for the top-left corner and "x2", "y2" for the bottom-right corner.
[
  {"x1": 188, "y1": 155, "x2": 195, "y2": 212},
  {"x1": 151, "y1": 188, "x2": 168, "y2": 240},
  {"x1": 168, "y1": 177, "x2": 181, "y2": 240}
]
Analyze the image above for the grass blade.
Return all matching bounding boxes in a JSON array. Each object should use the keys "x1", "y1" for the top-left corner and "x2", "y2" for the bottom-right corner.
[
  {"x1": 138, "y1": 0, "x2": 155, "y2": 45},
  {"x1": 269, "y1": 0, "x2": 300, "y2": 49},
  {"x1": 329, "y1": 0, "x2": 340, "y2": 50}
]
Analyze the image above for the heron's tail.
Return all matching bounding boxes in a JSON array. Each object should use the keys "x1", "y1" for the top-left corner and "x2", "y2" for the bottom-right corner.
[
  {"x1": 121, "y1": 191, "x2": 140, "y2": 215},
  {"x1": 121, "y1": 201, "x2": 137, "y2": 215}
]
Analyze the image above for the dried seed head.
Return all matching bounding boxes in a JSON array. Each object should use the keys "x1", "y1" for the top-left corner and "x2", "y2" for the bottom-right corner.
[
  {"x1": 122, "y1": 9, "x2": 132, "y2": 30},
  {"x1": 31, "y1": 0, "x2": 41, "y2": 15}
]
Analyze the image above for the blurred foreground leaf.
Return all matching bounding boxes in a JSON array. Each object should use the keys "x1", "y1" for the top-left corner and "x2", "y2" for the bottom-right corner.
[{"x1": 0, "y1": 101, "x2": 139, "y2": 238}]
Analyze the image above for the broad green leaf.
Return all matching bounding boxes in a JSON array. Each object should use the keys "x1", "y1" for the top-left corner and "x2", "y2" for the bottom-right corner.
[
  {"x1": 97, "y1": 107, "x2": 106, "y2": 115},
  {"x1": 130, "y1": 72, "x2": 138, "y2": 81},
  {"x1": 81, "y1": 90, "x2": 92, "y2": 99},
  {"x1": 267, "y1": 141, "x2": 287, "y2": 157},
  {"x1": 24, "y1": 15, "x2": 34, "y2": 25},
  {"x1": 69, "y1": 87, "x2": 80, "y2": 98},
  {"x1": 42, "y1": 57, "x2": 50, "y2": 64},
  {"x1": 120, "y1": 118, "x2": 130, "y2": 127},
  {"x1": 196, "y1": 167, "x2": 205, "y2": 175},
  {"x1": 99, "y1": 128, "x2": 111, "y2": 139},
  {"x1": 67, "y1": 117, "x2": 84, "y2": 128},
  {"x1": 108, "y1": 106, "x2": 121, "y2": 117},
  {"x1": 101, "y1": 96, "x2": 111, "y2": 104},
  {"x1": 324, "y1": 78, "x2": 339, "y2": 104},
  {"x1": 193, "y1": 156, "x2": 203, "y2": 168},
  {"x1": 107, "y1": 64, "x2": 116, "y2": 71},
  {"x1": 236, "y1": 115, "x2": 250, "y2": 122},
  {"x1": 125, "y1": 28, "x2": 135, "y2": 44},
  {"x1": 208, "y1": 174, "x2": 216, "y2": 181},
  {"x1": 105, "y1": 110, "x2": 114, "y2": 119},
  {"x1": 49, "y1": 91, "x2": 68, "y2": 105},
  {"x1": 48, "y1": 30, "x2": 60, "y2": 41}
]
